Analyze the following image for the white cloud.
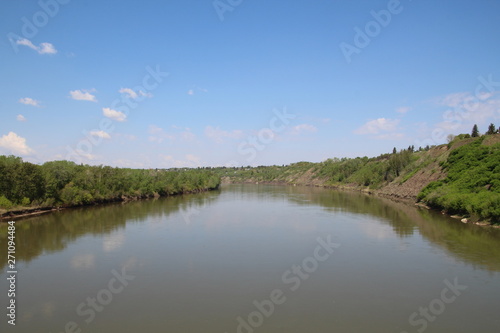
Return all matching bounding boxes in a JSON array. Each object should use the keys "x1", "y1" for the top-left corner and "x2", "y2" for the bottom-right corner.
[
  {"x1": 16, "y1": 115, "x2": 27, "y2": 122},
  {"x1": 433, "y1": 92, "x2": 500, "y2": 134},
  {"x1": 103, "y1": 107, "x2": 126, "y2": 122},
  {"x1": 396, "y1": 106, "x2": 411, "y2": 114},
  {"x1": 148, "y1": 125, "x2": 174, "y2": 143},
  {"x1": 19, "y1": 97, "x2": 40, "y2": 107},
  {"x1": 354, "y1": 118, "x2": 400, "y2": 135},
  {"x1": 186, "y1": 154, "x2": 201, "y2": 165},
  {"x1": 70, "y1": 89, "x2": 97, "y2": 102},
  {"x1": 187, "y1": 87, "x2": 208, "y2": 95},
  {"x1": 148, "y1": 125, "x2": 195, "y2": 143},
  {"x1": 16, "y1": 38, "x2": 57, "y2": 54},
  {"x1": 120, "y1": 88, "x2": 138, "y2": 99},
  {"x1": 290, "y1": 123, "x2": 317, "y2": 135},
  {"x1": 204, "y1": 126, "x2": 244, "y2": 143},
  {"x1": 90, "y1": 130, "x2": 111, "y2": 139},
  {"x1": 119, "y1": 88, "x2": 152, "y2": 99},
  {"x1": 435, "y1": 92, "x2": 473, "y2": 108},
  {"x1": 0, "y1": 132, "x2": 34, "y2": 155}
]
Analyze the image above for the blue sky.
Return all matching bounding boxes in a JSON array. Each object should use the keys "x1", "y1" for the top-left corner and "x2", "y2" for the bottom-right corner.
[{"x1": 1, "y1": 0, "x2": 500, "y2": 168}]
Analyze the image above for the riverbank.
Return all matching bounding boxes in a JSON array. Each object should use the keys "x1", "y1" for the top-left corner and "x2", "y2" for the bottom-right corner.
[
  {"x1": 222, "y1": 179, "x2": 499, "y2": 228},
  {"x1": 0, "y1": 156, "x2": 221, "y2": 221},
  {"x1": 217, "y1": 135, "x2": 500, "y2": 226},
  {"x1": 0, "y1": 186, "x2": 220, "y2": 221}
]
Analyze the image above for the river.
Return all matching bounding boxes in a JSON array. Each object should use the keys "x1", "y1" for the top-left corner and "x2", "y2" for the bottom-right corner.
[{"x1": 1, "y1": 184, "x2": 499, "y2": 332}]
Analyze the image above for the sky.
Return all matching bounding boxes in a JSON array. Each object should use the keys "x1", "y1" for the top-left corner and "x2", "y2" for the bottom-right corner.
[{"x1": 1, "y1": 0, "x2": 500, "y2": 168}]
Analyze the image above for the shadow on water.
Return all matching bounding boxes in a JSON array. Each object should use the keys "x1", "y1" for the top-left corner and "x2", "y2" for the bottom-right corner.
[{"x1": 2, "y1": 184, "x2": 500, "y2": 272}]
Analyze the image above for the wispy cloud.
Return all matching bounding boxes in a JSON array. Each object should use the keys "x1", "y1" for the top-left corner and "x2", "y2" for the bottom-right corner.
[
  {"x1": 16, "y1": 38, "x2": 57, "y2": 54},
  {"x1": 290, "y1": 123, "x2": 317, "y2": 135},
  {"x1": 149, "y1": 125, "x2": 174, "y2": 143},
  {"x1": 90, "y1": 130, "x2": 111, "y2": 139},
  {"x1": 19, "y1": 97, "x2": 40, "y2": 107},
  {"x1": 0, "y1": 132, "x2": 34, "y2": 155},
  {"x1": 432, "y1": 91, "x2": 500, "y2": 133},
  {"x1": 119, "y1": 88, "x2": 152, "y2": 99},
  {"x1": 16, "y1": 114, "x2": 26, "y2": 122},
  {"x1": 149, "y1": 125, "x2": 195, "y2": 143},
  {"x1": 204, "y1": 126, "x2": 244, "y2": 143},
  {"x1": 70, "y1": 89, "x2": 97, "y2": 102},
  {"x1": 396, "y1": 106, "x2": 411, "y2": 114},
  {"x1": 354, "y1": 118, "x2": 400, "y2": 135},
  {"x1": 187, "y1": 87, "x2": 208, "y2": 96},
  {"x1": 103, "y1": 108, "x2": 126, "y2": 122}
]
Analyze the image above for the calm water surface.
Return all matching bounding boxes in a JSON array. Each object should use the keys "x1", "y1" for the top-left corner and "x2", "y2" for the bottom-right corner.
[{"x1": 1, "y1": 184, "x2": 500, "y2": 332}]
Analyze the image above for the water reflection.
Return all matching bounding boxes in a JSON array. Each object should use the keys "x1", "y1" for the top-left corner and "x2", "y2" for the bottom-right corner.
[
  {"x1": 0, "y1": 190, "x2": 221, "y2": 270},
  {"x1": 1, "y1": 184, "x2": 500, "y2": 273}
]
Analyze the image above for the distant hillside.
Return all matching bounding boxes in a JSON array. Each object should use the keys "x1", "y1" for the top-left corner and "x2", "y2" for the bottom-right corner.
[{"x1": 215, "y1": 134, "x2": 500, "y2": 224}]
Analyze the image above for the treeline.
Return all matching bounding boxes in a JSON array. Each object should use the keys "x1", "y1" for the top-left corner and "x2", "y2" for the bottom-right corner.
[{"x1": 0, "y1": 156, "x2": 220, "y2": 211}]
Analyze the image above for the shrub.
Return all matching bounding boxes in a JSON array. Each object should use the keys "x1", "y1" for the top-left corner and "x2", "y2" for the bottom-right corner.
[{"x1": 0, "y1": 195, "x2": 13, "y2": 209}]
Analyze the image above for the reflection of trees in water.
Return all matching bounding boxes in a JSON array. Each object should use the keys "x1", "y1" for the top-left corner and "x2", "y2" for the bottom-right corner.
[
  {"x1": 0, "y1": 190, "x2": 221, "y2": 270},
  {"x1": 228, "y1": 184, "x2": 500, "y2": 272},
  {"x1": 2, "y1": 184, "x2": 500, "y2": 272}
]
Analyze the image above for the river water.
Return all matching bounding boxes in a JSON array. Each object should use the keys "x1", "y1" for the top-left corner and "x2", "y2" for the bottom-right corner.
[{"x1": 1, "y1": 184, "x2": 500, "y2": 332}]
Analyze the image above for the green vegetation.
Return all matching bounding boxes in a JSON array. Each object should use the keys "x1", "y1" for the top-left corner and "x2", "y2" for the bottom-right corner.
[
  {"x1": 486, "y1": 123, "x2": 497, "y2": 135},
  {"x1": 0, "y1": 155, "x2": 220, "y2": 212},
  {"x1": 215, "y1": 128, "x2": 500, "y2": 224},
  {"x1": 215, "y1": 148, "x2": 419, "y2": 190},
  {"x1": 418, "y1": 136, "x2": 500, "y2": 223},
  {"x1": 472, "y1": 124, "x2": 480, "y2": 137}
]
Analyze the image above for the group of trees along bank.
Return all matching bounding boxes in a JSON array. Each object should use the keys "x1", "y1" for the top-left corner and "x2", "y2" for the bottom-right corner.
[{"x1": 0, "y1": 157, "x2": 220, "y2": 210}]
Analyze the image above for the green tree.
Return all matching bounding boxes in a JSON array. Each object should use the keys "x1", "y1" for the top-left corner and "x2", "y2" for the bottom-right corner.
[
  {"x1": 486, "y1": 123, "x2": 496, "y2": 135},
  {"x1": 471, "y1": 124, "x2": 479, "y2": 137}
]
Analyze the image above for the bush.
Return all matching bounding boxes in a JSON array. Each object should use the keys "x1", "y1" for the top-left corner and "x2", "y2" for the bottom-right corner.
[{"x1": 0, "y1": 195, "x2": 13, "y2": 209}]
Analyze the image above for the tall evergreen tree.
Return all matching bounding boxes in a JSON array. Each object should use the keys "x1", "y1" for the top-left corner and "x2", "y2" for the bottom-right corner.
[
  {"x1": 471, "y1": 124, "x2": 479, "y2": 137},
  {"x1": 486, "y1": 123, "x2": 496, "y2": 135}
]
